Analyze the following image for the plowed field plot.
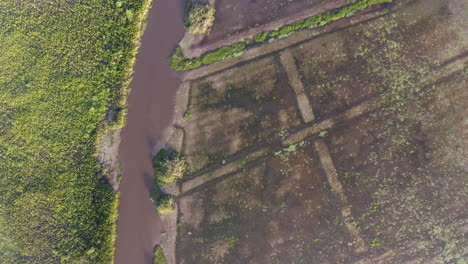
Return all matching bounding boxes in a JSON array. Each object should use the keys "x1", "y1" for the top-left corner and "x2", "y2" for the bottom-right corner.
[
  {"x1": 159, "y1": 0, "x2": 467, "y2": 263},
  {"x1": 200, "y1": 0, "x2": 337, "y2": 45}
]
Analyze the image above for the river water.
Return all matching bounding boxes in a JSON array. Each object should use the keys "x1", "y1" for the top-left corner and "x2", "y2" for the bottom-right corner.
[{"x1": 114, "y1": 0, "x2": 185, "y2": 263}]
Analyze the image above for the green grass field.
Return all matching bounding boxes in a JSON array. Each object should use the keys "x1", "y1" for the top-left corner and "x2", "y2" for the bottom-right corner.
[{"x1": 0, "y1": 0, "x2": 150, "y2": 263}]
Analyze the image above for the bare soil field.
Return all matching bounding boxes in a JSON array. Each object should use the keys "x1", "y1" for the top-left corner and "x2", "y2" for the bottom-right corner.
[
  {"x1": 203, "y1": 0, "x2": 329, "y2": 42},
  {"x1": 159, "y1": 0, "x2": 467, "y2": 262}
]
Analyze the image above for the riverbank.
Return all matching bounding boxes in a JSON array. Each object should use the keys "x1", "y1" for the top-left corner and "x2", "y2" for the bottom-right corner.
[{"x1": 114, "y1": 0, "x2": 186, "y2": 263}]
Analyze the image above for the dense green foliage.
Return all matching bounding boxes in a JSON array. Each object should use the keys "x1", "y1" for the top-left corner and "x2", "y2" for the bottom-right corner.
[
  {"x1": 186, "y1": 4, "x2": 216, "y2": 35},
  {"x1": 152, "y1": 149, "x2": 188, "y2": 185},
  {"x1": 153, "y1": 246, "x2": 167, "y2": 264},
  {"x1": 169, "y1": 44, "x2": 246, "y2": 70},
  {"x1": 0, "y1": 0, "x2": 150, "y2": 263},
  {"x1": 150, "y1": 149, "x2": 187, "y2": 214},
  {"x1": 253, "y1": 32, "x2": 269, "y2": 43},
  {"x1": 150, "y1": 187, "x2": 176, "y2": 215},
  {"x1": 156, "y1": 196, "x2": 177, "y2": 215},
  {"x1": 171, "y1": 0, "x2": 391, "y2": 70}
]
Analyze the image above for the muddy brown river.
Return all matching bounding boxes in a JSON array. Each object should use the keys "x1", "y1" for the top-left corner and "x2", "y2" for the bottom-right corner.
[{"x1": 114, "y1": 0, "x2": 185, "y2": 263}]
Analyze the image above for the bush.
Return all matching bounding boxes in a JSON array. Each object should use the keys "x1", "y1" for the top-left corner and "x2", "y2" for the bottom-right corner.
[
  {"x1": 186, "y1": 4, "x2": 216, "y2": 35},
  {"x1": 153, "y1": 246, "x2": 167, "y2": 264},
  {"x1": 150, "y1": 184, "x2": 176, "y2": 215},
  {"x1": 254, "y1": 32, "x2": 269, "y2": 43},
  {"x1": 150, "y1": 180, "x2": 176, "y2": 215},
  {"x1": 169, "y1": 43, "x2": 245, "y2": 71},
  {"x1": 150, "y1": 149, "x2": 186, "y2": 215},
  {"x1": 152, "y1": 149, "x2": 188, "y2": 185},
  {"x1": 156, "y1": 195, "x2": 176, "y2": 215}
]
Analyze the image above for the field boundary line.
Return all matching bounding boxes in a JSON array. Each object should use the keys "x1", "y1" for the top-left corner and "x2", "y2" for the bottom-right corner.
[
  {"x1": 180, "y1": 148, "x2": 269, "y2": 193},
  {"x1": 315, "y1": 139, "x2": 368, "y2": 253},
  {"x1": 279, "y1": 50, "x2": 315, "y2": 123},
  {"x1": 283, "y1": 95, "x2": 383, "y2": 146}
]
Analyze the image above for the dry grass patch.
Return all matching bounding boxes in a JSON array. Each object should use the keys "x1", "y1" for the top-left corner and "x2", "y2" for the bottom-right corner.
[{"x1": 186, "y1": 4, "x2": 215, "y2": 35}]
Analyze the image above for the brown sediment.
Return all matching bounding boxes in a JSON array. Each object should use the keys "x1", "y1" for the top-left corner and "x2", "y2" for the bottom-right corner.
[{"x1": 114, "y1": 0, "x2": 185, "y2": 263}]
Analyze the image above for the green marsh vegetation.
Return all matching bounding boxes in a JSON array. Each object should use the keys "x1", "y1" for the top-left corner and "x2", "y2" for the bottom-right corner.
[
  {"x1": 0, "y1": 0, "x2": 151, "y2": 262},
  {"x1": 169, "y1": 0, "x2": 391, "y2": 70}
]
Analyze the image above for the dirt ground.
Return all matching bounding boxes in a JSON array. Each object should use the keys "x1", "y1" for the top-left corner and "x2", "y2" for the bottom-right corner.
[
  {"x1": 160, "y1": 0, "x2": 468, "y2": 263},
  {"x1": 203, "y1": 0, "x2": 328, "y2": 43}
]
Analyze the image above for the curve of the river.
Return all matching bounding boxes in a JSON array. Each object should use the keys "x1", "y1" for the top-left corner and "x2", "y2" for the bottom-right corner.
[{"x1": 114, "y1": 0, "x2": 185, "y2": 263}]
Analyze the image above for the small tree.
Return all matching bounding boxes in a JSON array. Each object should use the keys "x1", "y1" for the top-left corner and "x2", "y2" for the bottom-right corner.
[
  {"x1": 153, "y1": 246, "x2": 167, "y2": 264},
  {"x1": 186, "y1": 4, "x2": 215, "y2": 35},
  {"x1": 152, "y1": 148, "x2": 188, "y2": 185},
  {"x1": 150, "y1": 149, "x2": 187, "y2": 215}
]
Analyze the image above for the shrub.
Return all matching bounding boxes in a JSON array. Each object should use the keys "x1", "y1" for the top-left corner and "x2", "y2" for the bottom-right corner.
[
  {"x1": 153, "y1": 246, "x2": 167, "y2": 264},
  {"x1": 156, "y1": 195, "x2": 176, "y2": 215},
  {"x1": 150, "y1": 149, "x2": 186, "y2": 215},
  {"x1": 169, "y1": 43, "x2": 245, "y2": 71},
  {"x1": 186, "y1": 4, "x2": 216, "y2": 35},
  {"x1": 254, "y1": 32, "x2": 269, "y2": 43},
  {"x1": 150, "y1": 179, "x2": 176, "y2": 215},
  {"x1": 150, "y1": 183, "x2": 176, "y2": 215},
  {"x1": 152, "y1": 149, "x2": 188, "y2": 185}
]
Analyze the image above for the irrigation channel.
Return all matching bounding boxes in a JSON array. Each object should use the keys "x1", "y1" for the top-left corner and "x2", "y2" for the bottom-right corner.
[{"x1": 114, "y1": 0, "x2": 185, "y2": 263}]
